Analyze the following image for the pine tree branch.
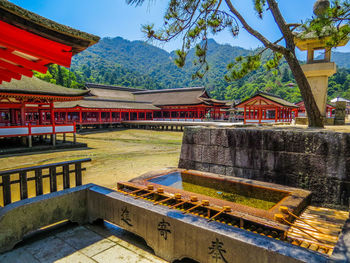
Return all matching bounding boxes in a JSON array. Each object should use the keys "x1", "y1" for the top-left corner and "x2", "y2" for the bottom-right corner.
[
  {"x1": 224, "y1": 0, "x2": 287, "y2": 54},
  {"x1": 266, "y1": 0, "x2": 295, "y2": 51}
]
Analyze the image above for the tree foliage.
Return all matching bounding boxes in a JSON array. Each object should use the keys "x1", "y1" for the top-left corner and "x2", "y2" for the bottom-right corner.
[{"x1": 128, "y1": 0, "x2": 335, "y2": 127}]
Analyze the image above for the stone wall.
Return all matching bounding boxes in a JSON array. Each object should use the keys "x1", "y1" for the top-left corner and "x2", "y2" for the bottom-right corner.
[{"x1": 178, "y1": 127, "x2": 350, "y2": 207}]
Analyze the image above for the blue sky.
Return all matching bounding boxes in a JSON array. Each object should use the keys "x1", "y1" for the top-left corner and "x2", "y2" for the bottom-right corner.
[{"x1": 10, "y1": 0, "x2": 350, "y2": 55}]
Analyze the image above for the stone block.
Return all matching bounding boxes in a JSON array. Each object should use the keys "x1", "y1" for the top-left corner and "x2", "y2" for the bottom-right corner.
[
  {"x1": 209, "y1": 164, "x2": 226, "y2": 175},
  {"x1": 343, "y1": 133, "x2": 350, "y2": 157},
  {"x1": 179, "y1": 144, "x2": 203, "y2": 163},
  {"x1": 178, "y1": 159, "x2": 195, "y2": 170},
  {"x1": 235, "y1": 148, "x2": 250, "y2": 168},
  {"x1": 182, "y1": 127, "x2": 195, "y2": 145},
  {"x1": 194, "y1": 162, "x2": 210, "y2": 172},
  {"x1": 210, "y1": 128, "x2": 229, "y2": 147},
  {"x1": 179, "y1": 143, "x2": 190, "y2": 160},
  {"x1": 260, "y1": 151, "x2": 276, "y2": 172},
  {"x1": 225, "y1": 166, "x2": 235, "y2": 177},
  {"x1": 193, "y1": 127, "x2": 211, "y2": 145},
  {"x1": 261, "y1": 129, "x2": 285, "y2": 152},
  {"x1": 201, "y1": 145, "x2": 218, "y2": 164},
  {"x1": 335, "y1": 101, "x2": 346, "y2": 125}
]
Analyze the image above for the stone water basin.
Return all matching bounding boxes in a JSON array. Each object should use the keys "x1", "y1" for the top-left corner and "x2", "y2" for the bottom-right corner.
[
  {"x1": 129, "y1": 168, "x2": 311, "y2": 222},
  {"x1": 117, "y1": 169, "x2": 348, "y2": 256}
]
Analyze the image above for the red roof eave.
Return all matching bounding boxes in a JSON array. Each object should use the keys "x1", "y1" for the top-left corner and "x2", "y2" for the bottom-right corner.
[{"x1": 0, "y1": 20, "x2": 73, "y2": 84}]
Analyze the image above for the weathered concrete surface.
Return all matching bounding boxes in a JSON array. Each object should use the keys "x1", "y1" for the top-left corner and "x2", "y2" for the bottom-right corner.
[
  {"x1": 330, "y1": 217, "x2": 350, "y2": 262},
  {"x1": 0, "y1": 184, "x2": 91, "y2": 253},
  {"x1": 0, "y1": 223, "x2": 166, "y2": 263},
  {"x1": 87, "y1": 185, "x2": 327, "y2": 263},
  {"x1": 0, "y1": 184, "x2": 343, "y2": 262},
  {"x1": 178, "y1": 127, "x2": 350, "y2": 207}
]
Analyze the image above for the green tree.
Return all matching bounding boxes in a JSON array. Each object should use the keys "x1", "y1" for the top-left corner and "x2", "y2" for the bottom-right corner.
[
  {"x1": 281, "y1": 68, "x2": 290, "y2": 83},
  {"x1": 127, "y1": 0, "x2": 350, "y2": 127}
]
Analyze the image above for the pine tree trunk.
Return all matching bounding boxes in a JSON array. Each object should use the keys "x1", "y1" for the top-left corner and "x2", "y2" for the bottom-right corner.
[{"x1": 284, "y1": 51, "x2": 324, "y2": 128}]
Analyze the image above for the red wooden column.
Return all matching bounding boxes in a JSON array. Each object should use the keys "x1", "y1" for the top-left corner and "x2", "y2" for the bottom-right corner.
[
  {"x1": 79, "y1": 108, "x2": 82, "y2": 124},
  {"x1": 243, "y1": 106, "x2": 247, "y2": 124},
  {"x1": 275, "y1": 107, "x2": 278, "y2": 123},
  {"x1": 98, "y1": 111, "x2": 102, "y2": 123},
  {"x1": 10, "y1": 109, "x2": 16, "y2": 125},
  {"x1": 144, "y1": 111, "x2": 147, "y2": 120},
  {"x1": 50, "y1": 102, "x2": 55, "y2": 125},
  {"x1": 258, "y1": 108, "x2": 262, "y2": 124},
  {"x1": 20, "y1": 103, "x2": 25, "y2": 125}
]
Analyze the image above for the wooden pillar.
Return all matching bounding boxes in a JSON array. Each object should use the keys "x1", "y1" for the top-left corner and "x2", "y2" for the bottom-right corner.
[
  {"x1": 79, "y1": 108, "x2": 82, "y2": 124},
  {"x1": 144, "y1": 111, "x2": 146, "y2": 120},
  {"x1": 258, "y1": 108, "x2": 262, "y2": 124},
  {"x1": 244, "y1": 106, "x2": 247, "y2": 124},
  {"x1": 49, "y1": 102, "x2": 55, "y2": 125},
  {"x1": 20, "y1": 103, "x2": 25, "y2": 126},
  {"x1": 275, "y1": 107, "x2": 278, "y2": 123},
  {"x1": 110, "y1": 111, "x2": 112, "y2": 123}
]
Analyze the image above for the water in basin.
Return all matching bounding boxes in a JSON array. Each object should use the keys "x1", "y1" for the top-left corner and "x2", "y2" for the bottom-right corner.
[{"x1": 148, "y1": 172, "x2": 284, "y2": 210}]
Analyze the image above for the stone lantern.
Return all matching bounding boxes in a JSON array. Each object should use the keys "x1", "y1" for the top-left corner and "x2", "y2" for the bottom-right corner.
[{"x1": 294, "y1": 1, "x2": 349, "y2": 117}]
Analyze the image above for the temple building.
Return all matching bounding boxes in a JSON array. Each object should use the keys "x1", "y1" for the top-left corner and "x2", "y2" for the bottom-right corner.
[
  {"x1": 54, "y1": 84, "x2": 230, "y2": 127},
  {"x1": 234, "y1": 92, "x2": 298, "y2": 124},
  {"x1": 295, "y1": 101, "x2": 335, "y2": 118},
  {"x1": 133, "y1": 87, "x2": 230, "y2": 121},
  {"x1": 54, "y1": 83, "x2": 159, "y2": 126},
  {"x1": 0, "y1": 0, "x2": 99, "y2": 144}
]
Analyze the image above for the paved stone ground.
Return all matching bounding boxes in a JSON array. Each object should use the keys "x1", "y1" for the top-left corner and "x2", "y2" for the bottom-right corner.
[{"x1": 0, "y1": 222, "x2": 167, "y2": 263}]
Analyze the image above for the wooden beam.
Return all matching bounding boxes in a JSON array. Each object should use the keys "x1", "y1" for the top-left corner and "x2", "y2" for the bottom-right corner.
[
  {"x1": 0, "y1": 20, "x2": 72, "y2": 68},
  {"x1": 0, "y1": 48, "x2": 47, "y2": 73},
  {"x1": 0, "y1": 59, "x2": 33, "y2": 77},
  {"x1": 0, "y1": 68, "x2": 21, "y2": 80},
  {"x1": 0, "y1": 72, "x2": 12, "y2": 82}
]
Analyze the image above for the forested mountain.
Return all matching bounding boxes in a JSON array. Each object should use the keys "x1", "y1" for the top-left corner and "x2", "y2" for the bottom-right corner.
[{"x1": 34, "y1": 36, "x2": 350, "y2": 103}]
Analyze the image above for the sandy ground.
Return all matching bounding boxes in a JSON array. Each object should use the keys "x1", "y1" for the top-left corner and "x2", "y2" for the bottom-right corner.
[{"x1": 0, "y1": 129, "x2": 183, "y2": 194}]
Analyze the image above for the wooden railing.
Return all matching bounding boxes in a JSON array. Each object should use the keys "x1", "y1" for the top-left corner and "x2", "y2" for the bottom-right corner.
[{"x1": 0, "y1": 158, "x2": 91, "y2": 206}]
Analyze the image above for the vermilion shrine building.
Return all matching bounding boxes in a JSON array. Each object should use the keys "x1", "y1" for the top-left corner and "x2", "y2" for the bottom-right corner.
[
  {"x1": 0, "y1": 0, "x2": 99, "y2": 145},
  {"x1": 133, "y1": 87, "x2": 230, "y2": 121},
  {"x1": 295, "y1": 101, "x2": 335, "y2": 118},
  {"x1": 235, "y1": 92, "x2": 298, "y2": 124},
  {"x1": 53, "y1": 84, "x2": 230, "y2": 127}
]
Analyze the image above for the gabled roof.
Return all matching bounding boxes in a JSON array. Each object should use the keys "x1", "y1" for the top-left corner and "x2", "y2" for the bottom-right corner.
[
  {"x1": 296, "y1": 101, "x2": 335, "y2": 109},
  {"x1": 85, "y1": 83, "x2": 143, "y2": 101},
  {"x1": 0, "y1": 0, "x2": 100, "y2": 54},
  {"x1": 330, "y1": 97, "x2": 350, "y2": 103},
  {"x1": 133, "y1": 87, "x2": 227, "y2": 106},
  {"x1": 0, "y1": 76, "x2": 88, "y2": 98},
  {"x1": 235, "y1": 92, "x2": 297, "y2": 108},
  {"x1": 55, "y1": 97, "x2": 159, "y2": 110}
]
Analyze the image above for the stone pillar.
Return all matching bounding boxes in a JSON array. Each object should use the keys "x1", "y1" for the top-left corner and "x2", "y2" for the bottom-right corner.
[
  {"x1": 334, "y1": 101, "x2": 346, "y2": 125},
  {"x1": 28, "y1": 135, "x2": 32, "y2": 148},
  {"x1": 301, "y1": 63, "x2": 336, "y2": 117},
  {"x1": 51, "y1": 134, "x2": 56, "y2": 146}
]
